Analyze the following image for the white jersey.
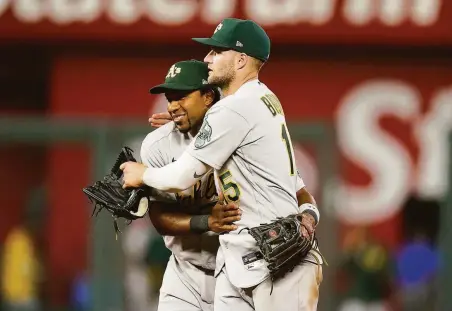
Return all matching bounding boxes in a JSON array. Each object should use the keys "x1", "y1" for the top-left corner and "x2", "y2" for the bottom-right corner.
[
  {"x1": 141, "y1": 122, "x2": 219, "y2": 270},
  {"x1": 186, "y1": 80, "x2": 307, "y2": 288}
]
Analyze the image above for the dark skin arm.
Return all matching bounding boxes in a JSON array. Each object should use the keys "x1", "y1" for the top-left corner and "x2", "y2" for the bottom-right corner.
[
  {"x1": 297, "y1": 186, "x2": 316, "y2": 206},
  {"x1": 149, "y1": 203, "x2": 193, "y2": 236},
  {"x1": 149, "y1": 193, "x2": 241, "y2": 236},
  {"x1": 296, "y1": 186, "x2": 318, "y2": 238},
  {"x1": 146, "y1": 114, "x2": 242, "y2": 235},
  {"x1": 146, "y1": 113, "x2": 243, "y2": 235}
]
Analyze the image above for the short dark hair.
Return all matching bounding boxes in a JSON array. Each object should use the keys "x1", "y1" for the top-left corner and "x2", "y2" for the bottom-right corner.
[{"x1": 200, "y1": 87, "x2": 221, "y2": 105}]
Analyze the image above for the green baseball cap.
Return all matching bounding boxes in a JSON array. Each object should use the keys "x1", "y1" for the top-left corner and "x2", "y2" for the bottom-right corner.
[
  {"x1": 192, "y1": 18, "x2": 270, "y2": 62},
  {"x1": 149, "y1": 60, "x2": 210, "y2": 94}
]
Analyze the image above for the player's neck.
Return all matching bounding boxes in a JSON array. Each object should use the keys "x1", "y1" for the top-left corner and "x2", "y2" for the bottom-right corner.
[
  {"x1": 190, "y1": 123, "x2": 202, "y2": 137},
  {"x1": 222, "y1": 71, "x2": 259, "y2": 97}
]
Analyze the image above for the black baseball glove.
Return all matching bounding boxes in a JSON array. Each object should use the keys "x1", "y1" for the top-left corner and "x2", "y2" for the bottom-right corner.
[
  {"x1": 249, "y1": 214, "x2": 316, "y2": 281},
  {"x1": 83, "y1": 147, "x2": 150, "y2": 235}
]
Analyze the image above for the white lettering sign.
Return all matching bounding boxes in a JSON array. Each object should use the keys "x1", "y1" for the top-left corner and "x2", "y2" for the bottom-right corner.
[
  {"x1": 336, "y1": 80, "x2": 421, "y2": 223},
  {"x1": 0, "y1": 0, "x2": 442, "y2": 27},
  {"x1": 336, "y1": 80, "x2": 452, "y2": 224},
  {"x1": 343, "y1": 0, "x2": 441, "y2": 26}
]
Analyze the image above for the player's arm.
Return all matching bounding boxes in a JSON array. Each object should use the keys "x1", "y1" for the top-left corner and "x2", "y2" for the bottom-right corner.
[
  {"x1": 293, "y1": 169, "x2": 320, "y2": 239},
  {"x1": 296, "y1": 186, "x2": 319, "y2": 238},
  {"x1": 139, "y1": 128, "x2": 241, "y2": 234},
  {"x1": 123, "y1": 129, "x2": 206, "y2": 193},
  {"x1": 122, "y1": 106, "x2": 251, "y2": 192},
  {"x1": 149, "y1": 196, "x2": 241, "y2": 236},
  {"x1": 149, "y1": 202, "x2": 195, "y2": 235},
  {"x1": 297, "y1": 186, "x2": 316, "y2": 206},
  {"x1": 141, "y1": 151, "x2": 211, "y2": 192},
  {"x1": 297, "y1": 186, "x2": 318, "y2": 221}
]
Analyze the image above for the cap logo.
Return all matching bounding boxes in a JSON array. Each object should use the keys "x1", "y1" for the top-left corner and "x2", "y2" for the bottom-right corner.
[
  {"x1": 214, "y1": 23, "x2": 223, "y2": 34},
  {"x1": 236, "y1": 41, "x2": 243, "y2": 47},
  {"x1": 166, "y1": 65, "x2": 182, "y2": 78}
]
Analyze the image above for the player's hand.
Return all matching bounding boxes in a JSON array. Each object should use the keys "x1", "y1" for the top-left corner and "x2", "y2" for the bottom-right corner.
[
  {"x1": 149, "y1": 112, "x2": 172, "y2": 128},
  {"x1": 300, "y1": 212, "x2": 316, "y2": 239},
  {"x1": 208, "y1": 192, "x2": 241, "y2": 233},
  {"x1": 120, "y1": 162, "x2": 147, "y2": 188}
]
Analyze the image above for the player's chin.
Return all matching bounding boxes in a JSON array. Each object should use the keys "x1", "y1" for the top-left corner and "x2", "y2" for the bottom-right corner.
[
  {"x1": 208, "y1": 76, "x2": 225, "y2": 88},
  {"x1": 207, "y1": 75, "x2": 218, "y2": 84},
  {"x1": 175, "y1": 123, "x2": 190, "y2": 133}
]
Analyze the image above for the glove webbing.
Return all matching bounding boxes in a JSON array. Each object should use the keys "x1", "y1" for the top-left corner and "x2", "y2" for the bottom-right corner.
[
  {"x1": 85, "y1": 189, "x2": 132, "y2": 240},
  {"x1": 242, "y1": 217, "x2": 326, "y2": 295},
  {"x1": 111, "y1": 146, "x2": 135, "y2": 178},
  {"x1": 82, "y1": 146, "x2": 145, "y2": 240}
]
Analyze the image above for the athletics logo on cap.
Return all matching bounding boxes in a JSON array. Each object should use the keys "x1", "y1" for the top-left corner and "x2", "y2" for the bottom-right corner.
[
  {"x1": 166, "y1": 65, "x2": 182, "y2": 78},
  {"x1": 214, "y1": 23, "x2": 223, "y2": 34}
]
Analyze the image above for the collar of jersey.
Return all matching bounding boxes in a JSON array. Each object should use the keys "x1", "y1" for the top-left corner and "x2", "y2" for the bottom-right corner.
[{"x1": 234, "y1": 79, "x2": 260, "y2": 96}]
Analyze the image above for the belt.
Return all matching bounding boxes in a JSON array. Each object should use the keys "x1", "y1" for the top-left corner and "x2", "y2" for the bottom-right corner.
[{"x1": 192, "y1": 263, "x2": 215, "y2": 276}]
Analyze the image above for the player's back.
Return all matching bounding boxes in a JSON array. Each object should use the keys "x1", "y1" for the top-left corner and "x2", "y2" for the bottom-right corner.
[
  {"x1": 241, "y1": 83, "x2": 298, "y2": 221},
  {"x1": 211, "y1": 80, "x2": 299, "y2": 227},
  {"x1": 188, "y1": 80, "x2": 301, "y2": 287}
]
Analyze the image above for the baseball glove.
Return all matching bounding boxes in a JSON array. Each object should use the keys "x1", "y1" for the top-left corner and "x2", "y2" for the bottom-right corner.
[
  {"x1": 82, "y1": 147, "x2": 150, "y2": 236},
  {"x1": 249, "y1": 214, "x2": 315, "y2": 281}
]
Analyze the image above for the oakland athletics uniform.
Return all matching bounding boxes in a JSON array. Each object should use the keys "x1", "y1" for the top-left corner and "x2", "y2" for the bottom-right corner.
[
  {"x1": 186, "y1": 80, "x2": 322, "y2": 311},
  {"x1": 141, "y1": 122, "x2": 219, "y2": 311},
  {"x1": 189, "y1": 18, "x2": 323, "y2": 311}
]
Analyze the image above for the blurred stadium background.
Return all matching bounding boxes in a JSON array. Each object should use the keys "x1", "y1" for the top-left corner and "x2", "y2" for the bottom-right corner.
[{"x1": 0, "y1": 0, "x2": 451, "y2": 311}]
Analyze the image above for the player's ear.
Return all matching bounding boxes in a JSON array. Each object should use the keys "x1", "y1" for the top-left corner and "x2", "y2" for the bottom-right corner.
[
  {"x1": 236, "y1": 52, "x2": 248, "y2": 70},
  {"x1": 203, "y1": 89, "x2": 215, "y2": 108}
]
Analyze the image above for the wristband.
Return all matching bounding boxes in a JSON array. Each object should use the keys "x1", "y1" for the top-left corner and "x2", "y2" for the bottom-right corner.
[
  {"x1": 190, "y1": 215, "x2": 210, "y2": 233},
  {"x1": 299, "y1": 203, "x2": 320, "y2": 225}
]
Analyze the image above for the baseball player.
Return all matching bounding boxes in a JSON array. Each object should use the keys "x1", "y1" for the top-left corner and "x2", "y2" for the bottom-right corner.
[
  {"x1": 121, "y1": 18, "x2": 323, "y2": 311},
  {"x1": 142, "y1": 59, "x2": 241, "y2": 311}
]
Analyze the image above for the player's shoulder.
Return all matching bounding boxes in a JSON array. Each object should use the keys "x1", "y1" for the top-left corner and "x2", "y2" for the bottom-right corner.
[
  {"x1": 234, "y1": 80, "x2": 270, "y2": 103},
  {"x1": 213, "y1": 81, "x2": 270, "y2": 115},
  {"x1": 208, "y1": 96, "x2": 247, "y2": 120},
  {"x1": 141, "y1": 121, "x2": 178, "y2": 149}
]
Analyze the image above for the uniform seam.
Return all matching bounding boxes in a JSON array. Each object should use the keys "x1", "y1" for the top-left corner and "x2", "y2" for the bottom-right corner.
[
  {"x1": 143, "y1": 123, "x2": 178, "y2": 151},
  {"x1": 142, "y1": 123, "x2": 181, "y2": 168},
  {"x1": 236, "y1": 148, "x2": 263, "y2": 221},
  {"x1": 212, "y1": 105, "x2": 253, "y2": 149},
  {"x1": 171, "y1": 255, "x2": 206, "y2": 306},
  {"x1": 216, "y1": 105, "x2": 252, "y2": 129},
  {"x1": 187, "y1": 149, "x2": 222, "y2": 170}
]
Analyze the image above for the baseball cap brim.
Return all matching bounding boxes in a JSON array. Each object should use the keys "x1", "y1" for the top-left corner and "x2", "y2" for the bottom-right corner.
[
  {"x1": 149, "y1": 83, "x2": 203, "y2": 94},
  {"x1": 192, "y1": 37, "x2": 231, "y2": 49}
]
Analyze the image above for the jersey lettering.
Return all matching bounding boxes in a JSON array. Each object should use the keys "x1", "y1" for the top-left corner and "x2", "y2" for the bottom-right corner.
[
  {"x1": 260, "y1": 94, "x2": 284, "y2": 117},
  {"x1": 175, "y1": 172, "x2": 218, "y2": 208},
  {"x1": 205, "y1": 173, "x2": 217, "y2": 199}
]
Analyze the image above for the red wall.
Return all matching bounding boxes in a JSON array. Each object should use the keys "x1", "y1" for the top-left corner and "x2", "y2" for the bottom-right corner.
[{"x1": 0, "y1": 146, "x2": 46, "y2": 239}]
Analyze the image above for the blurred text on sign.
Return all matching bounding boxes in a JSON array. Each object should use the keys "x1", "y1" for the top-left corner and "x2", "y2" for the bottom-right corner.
[{"x1": 0, "y1": 0, "x2": 449, "y2": 44}]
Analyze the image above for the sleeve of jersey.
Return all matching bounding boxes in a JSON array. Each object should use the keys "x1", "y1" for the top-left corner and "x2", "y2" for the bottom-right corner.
[
  {"x1": 296, "y1": 169, "x2": 306, "y2": 191},
  {"x1": 186, "y1": 106, "x2": 251, "y2": 170},
  {"x1": 140, "y1": 133, "x2": 168, "y2": 169},
  {"x1": 140, "y1": 133, "x2": 176, "y2": 202}
]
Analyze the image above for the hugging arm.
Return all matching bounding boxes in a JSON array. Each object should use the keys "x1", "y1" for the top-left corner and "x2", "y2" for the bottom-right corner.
[{"x1": 149, "y1": 196, "x2": 241, "y2": 236}]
